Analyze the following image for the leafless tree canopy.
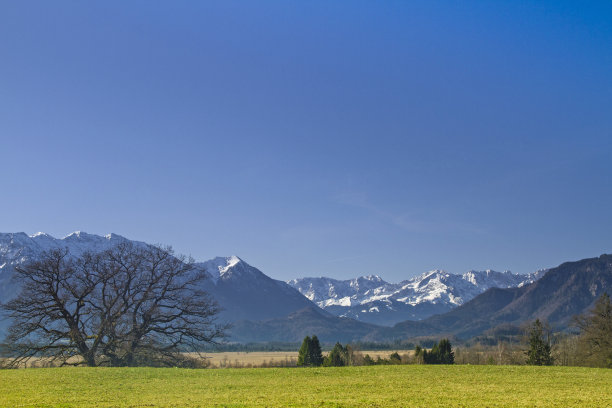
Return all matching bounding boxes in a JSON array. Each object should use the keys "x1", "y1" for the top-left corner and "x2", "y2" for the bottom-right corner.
[
  {"x1": 573, "y1": 293, "x2": 612, "y2": 368},
  {"x1": 1, "y1": 243, "x2": 226, "y2": 367}
]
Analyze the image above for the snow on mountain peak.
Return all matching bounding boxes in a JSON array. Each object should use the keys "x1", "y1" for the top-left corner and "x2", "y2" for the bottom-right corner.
[
  {"x1": 215, "y1": 255, "x2": 243, "y2": 276},
  {"x1": 0, "y1": 231, "x2": 144, "y2": 264},
  {"x1": 226, "y1": 255, "x2": 241, "y2": 267},
  {"x1": 288, "y1": 267, "x2": 545, "y2": 324},
  {"x1": 63, "y1": 231, "x2": 97, "y2": 240},
  {"x1": 197, "y1": 255, "x2": 253, "y2": 283},
  {"x1": 208, "y1": 256, "x2": 242, "y2": 274}
]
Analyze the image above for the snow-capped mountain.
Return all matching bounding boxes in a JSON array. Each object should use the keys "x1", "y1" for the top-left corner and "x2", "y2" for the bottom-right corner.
[
  {"x1": 288, "y1": 269, "x2": 545, "y2": 326},
  {"x1": 0, "y1": 231, "x2": 125, "y2": 262}
]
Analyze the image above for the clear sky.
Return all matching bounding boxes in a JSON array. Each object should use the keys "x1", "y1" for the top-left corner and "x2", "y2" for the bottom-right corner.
[{"x1": 1, "y1": 1, "x2": 611, "y2": 281}]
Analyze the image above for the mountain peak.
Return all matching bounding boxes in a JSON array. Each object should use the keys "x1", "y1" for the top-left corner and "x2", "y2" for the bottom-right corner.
[
  {"x1": 206, "y1": 256, "x2": 243, "y2": 275},
  {"x1": 63, "y1": 231, "x2": 91, "y2": 239},
  {"x1": 218, "y1": 255, "x2": 243, "y2": 276},
  {"x1": 197, "y1": 255, "x2": 258, "y2": 283},
  {"x1": 30, "y1": 232, "x2": 51, "y2": 238}
]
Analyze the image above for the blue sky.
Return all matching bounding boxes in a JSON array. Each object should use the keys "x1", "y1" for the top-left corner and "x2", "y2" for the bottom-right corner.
[{"x1": 1, "y1": 1, "x2": 611, "y2": 281}]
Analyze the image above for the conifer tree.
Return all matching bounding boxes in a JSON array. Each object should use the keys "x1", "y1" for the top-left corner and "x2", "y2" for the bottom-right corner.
[
  {"x1": 421, "y1": 339, "x2": 454, "y2": 364},
  {"x1": 297, "y1": 336, "x2": 311, "y2": 367},
  {"x1": 424, "y1": 343, "x2": 438, "y2": 364},
  {"x1": 525, "y1": 319, "x2": 553, "y2": 366},
  {"x1": 437, "y1": 339, "x2": 455, "y2": 364},
  {"x1": 309, "y1": 335, "x2": 324, "y2": 367},
  {"x1": 297, "y1": 335, "x2": 323, "y2": 367},
  {"x1": 389, "y1": 352, "x2": 401, "y2": 364},
  {"x1": 324, "y1": 342, "x2": 348, "y2": 366},
  {"x1": 363, "y1": 354, "x2": 375, "y2": 365}
]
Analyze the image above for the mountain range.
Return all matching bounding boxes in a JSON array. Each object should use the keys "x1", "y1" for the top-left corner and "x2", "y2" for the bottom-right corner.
[
  {"x1": 1, "y1": 232, "x2": 610, "y2": 344},
  {"x1": 230, "y1": 254, "x2": 612, "y2": 343},
  {"x1": 287, "y1": 269, "x2": 543, "y2": 326},
  {"x1": 367, "y1": 253, "x2": 612, "y2": 341}
]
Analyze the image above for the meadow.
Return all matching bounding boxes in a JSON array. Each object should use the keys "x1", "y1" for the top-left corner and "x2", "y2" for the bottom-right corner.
[{"x1": 0, "y1": 365, "x2": 610, "y2": 407}]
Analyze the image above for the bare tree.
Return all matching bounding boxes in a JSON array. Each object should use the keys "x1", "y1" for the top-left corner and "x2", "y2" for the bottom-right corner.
[
  {"x1": 1, "y1": 243, "x2": 226, "y2": 367},
  {"x1": 574, "y1": 293, "x2": 612, "y2": 368}
]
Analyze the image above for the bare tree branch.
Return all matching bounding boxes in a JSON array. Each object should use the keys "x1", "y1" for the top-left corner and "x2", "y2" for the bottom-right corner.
[{"x1": 0, "y1": 243, "x2": 227, "y2": 367}]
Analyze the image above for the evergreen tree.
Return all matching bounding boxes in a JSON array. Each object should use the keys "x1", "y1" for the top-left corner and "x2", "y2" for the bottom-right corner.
[
  {"x1": 309, "y1": 335, "x2": 324, "y2": 367},
  {"x1": 437, "y1": 339, "x2": 455, "y2": 364},
  {"x1": 421, "y1": 339, "x2": 455, "y2": 364},
  {"x1": 575, "y1": 293, "x2": 612, "y2": 368},
  {"x1": 297, "y1": 336, "x2": 311, "y2": 367},
  {"x1": 324, "y1": 342, "x2": 348, "y2": 366},
  {"x1": 389, "y1": 352, "x2": 401, "y2": 364},
  {"x1": 525, "y1": 319, "x2": 553, "y2": 366},
  {"x1": 426, "y1": 342, "x2": 440, "y2": 364},
  {"x1": 297, "y1": 335, "x2": 323, "y2": 367},
  {"x1": 363, "y1": 354, "x2": 375, "y2": 365}
]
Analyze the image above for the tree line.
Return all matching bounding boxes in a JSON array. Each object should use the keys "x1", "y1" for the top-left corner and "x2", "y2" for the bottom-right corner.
[
  {"x1": 296, "y1": 293, "x2": 611, "y2": 369},
  {"x1": 414, "y1": 339, "x2": 454, "y2": 364},
  {"x1": 297, "y1": 337, "x2": 455, "y2": 367}
]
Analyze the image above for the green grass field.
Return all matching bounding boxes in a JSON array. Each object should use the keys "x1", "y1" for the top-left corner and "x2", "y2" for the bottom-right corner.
[{"x1": 0, "y1": 365, "x2": 610, "y2": 407}]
